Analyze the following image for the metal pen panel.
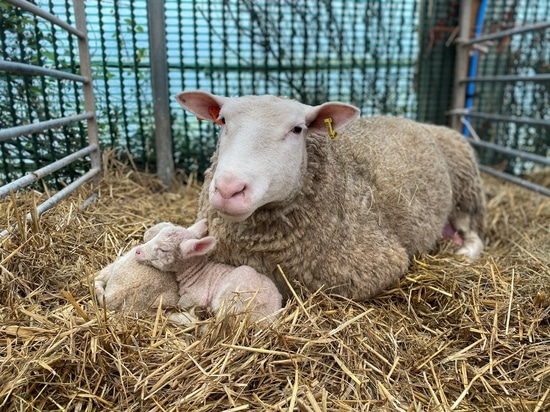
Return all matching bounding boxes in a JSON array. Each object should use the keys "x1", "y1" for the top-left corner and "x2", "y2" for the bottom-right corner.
[{"x1": 0, "y1": 0, "x2": 102, "y2": 235}]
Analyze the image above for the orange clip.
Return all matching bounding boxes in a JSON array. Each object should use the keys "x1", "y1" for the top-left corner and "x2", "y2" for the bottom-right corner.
[{"x1": 209, "y1": 106, "x2": 224, "y2": 126}]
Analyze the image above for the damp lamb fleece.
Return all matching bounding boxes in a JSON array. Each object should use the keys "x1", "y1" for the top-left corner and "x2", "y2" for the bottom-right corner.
[{"x1": 94, "y1": 245, "x2": 180, "y2": 312}]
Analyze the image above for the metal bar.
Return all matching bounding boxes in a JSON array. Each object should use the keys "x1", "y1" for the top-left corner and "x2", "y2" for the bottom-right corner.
[
  {"x1": 451, "y1": 0, "x2": 472, "y2": 131},
  {"x1": 479, "y1": 165, "x2": 550, "y2": 197},
  {"x1": 0, "y1": 112, "x2": 93, "y2": 143},
  {"x1": 0, "y1": 60, "x2": 89, "y2": 83},
  {"x1": 3, "y1": 0, "x2": 84, "y2": 39},
  {"x1": 467, "y1": 138, "x2": 550, "y2": 166},
  {"x1": 90, "y1": 60, "x2": 418, "y2": 72},
  {"x1": 147, "y1": 0, "x2": 174, "y2": 187},
  {"x1": 450, "y1": 111, "x2": 550, "y2": 128},
  {"x1": 0, "y1": 167, "x2": 101, "y2": 239},
  {"x1": 459, "y1": 74, "x2": 550, "y2": 83},
  {"x1": 0, "y1": 144, "x2": 99, "y2": 199},
  {"x1": 462, "y1": 21, "x2": 550, "y2": 45},
  {"x1": 72, "y1": 0, "x2": 101, "y2": 176}
]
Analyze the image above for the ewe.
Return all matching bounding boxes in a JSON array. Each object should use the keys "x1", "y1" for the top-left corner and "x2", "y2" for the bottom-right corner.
[{"x1": 176, "y1": 91, "x2": 486, "y2": 300}]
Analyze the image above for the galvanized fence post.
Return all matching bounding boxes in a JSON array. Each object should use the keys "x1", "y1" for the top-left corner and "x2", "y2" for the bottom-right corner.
[
  {"x1": 147, "y1": 0, "x2": 174, "y2": 188},
  {"x1": 451, "y1": 0, "x2": 472, "y2": 132}
]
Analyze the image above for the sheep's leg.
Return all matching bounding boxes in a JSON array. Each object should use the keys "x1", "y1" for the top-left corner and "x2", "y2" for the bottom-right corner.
[{"x1": 451, "y1": 212, "x2": 484, "y2": 260}]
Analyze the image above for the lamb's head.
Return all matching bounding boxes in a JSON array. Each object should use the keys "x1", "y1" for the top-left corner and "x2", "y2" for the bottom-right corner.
[
  {"x1": 176, "y1": 90, "x2": 360, "y2": 222},
  {"x1": 135, "y1": 219, "x2": 216, "y2": 272}
]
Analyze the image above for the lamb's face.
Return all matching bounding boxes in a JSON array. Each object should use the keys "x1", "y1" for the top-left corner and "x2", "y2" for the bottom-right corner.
[
  {"x1": 176, "y1": 91, "x2": 360, "y2": 222},
  {"x1": 135, "y1": 227, "x2": 194, "y2": 272}
]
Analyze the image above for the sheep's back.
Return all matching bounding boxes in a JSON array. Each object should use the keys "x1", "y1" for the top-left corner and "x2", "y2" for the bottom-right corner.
[{"x1": 336, "y1": 116, "x2": 453, "y2": 255}]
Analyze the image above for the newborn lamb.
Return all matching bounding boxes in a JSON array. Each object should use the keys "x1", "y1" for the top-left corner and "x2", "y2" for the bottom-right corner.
[
  {"x1": 135, "y1": 219, "x2": 282, "y2": 324},
  {"x1": 94, "y1": 245, "x2": 179, "y2": 312}
]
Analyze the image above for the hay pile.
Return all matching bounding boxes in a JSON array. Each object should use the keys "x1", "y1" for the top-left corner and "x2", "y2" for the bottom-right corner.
[{"x1": 1, "y1": 152, "x2": 549, "y2": 411}]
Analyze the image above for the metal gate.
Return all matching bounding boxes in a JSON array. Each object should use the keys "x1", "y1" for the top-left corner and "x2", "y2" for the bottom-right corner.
[
  {"x1": 0, "y1": 0, "x2": 101, "y2": 237},
  {"x1": 450, "y1": 0, "x2": 550, "y2": 197}
]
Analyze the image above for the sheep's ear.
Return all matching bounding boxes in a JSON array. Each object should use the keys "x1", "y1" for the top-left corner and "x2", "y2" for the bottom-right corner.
[
  {"x1": 188, "y1": 218, "x2": 208, "y2": 238},
  {"x1": 144, "y1": 222, "x2": 173, "y2": 242},
  {"x1": 180, "y1": 236, "x2": 217, "y2": 258},
  {"x1": 175, "y1": 90, "x2": 229, "y2": 123},
  {"x1": 305, "y1": 102, "x2": 360, "y2": 135}
]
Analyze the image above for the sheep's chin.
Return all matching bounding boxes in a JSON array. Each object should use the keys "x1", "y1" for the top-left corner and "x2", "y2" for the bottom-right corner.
[{"x1": 216, "y1": 209, "x2": 254, "y2": 222}]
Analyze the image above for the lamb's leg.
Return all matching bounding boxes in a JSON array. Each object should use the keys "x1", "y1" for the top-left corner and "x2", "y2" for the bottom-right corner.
[
  {"x1": 94, "y1": 280, "x2": 106, "y2": 305},
  {"x1": 168, "y1": 309, "x2": 200, "y2": 325},
  {"x1": 451, "y1": 212, "x2": 484, "y2": 260},
  {"x1": 94, "y1": 266, "x2": 111, "y2": 306}
]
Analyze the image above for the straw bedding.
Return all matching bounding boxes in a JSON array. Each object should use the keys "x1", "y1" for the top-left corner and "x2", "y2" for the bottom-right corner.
[{"x1": 1, "y1": 151, "x2": 549, "y2": 411}]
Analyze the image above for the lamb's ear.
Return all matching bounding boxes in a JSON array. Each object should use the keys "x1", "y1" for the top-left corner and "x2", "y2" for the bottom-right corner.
[
  {"x1": 305, "y1": 102, "x2": 360, "y2": 135},
  {"x1": 188, "y1": 218, "x2": 208, "y2": 238},
  {"x1": 180, "y1": 236, "x2": 217, "y2": 258},
  {"x1": 175, "y1": 90, "x2": 229, "y2": 124},
  {"x1": 144, "y1": 222, "x2": 173, "y2": 242}
]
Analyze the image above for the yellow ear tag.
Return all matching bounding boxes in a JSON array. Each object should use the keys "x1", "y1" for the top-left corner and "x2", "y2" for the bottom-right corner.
[{"x1": 324, "y1": 117, "x2": 337, "y2": 139}]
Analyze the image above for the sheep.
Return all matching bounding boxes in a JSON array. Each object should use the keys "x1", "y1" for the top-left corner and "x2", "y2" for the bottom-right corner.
[
  {"x1": 174, "y1": 91, "x2": 486, "y2": 301},
  {"x1": 94, "y1": 245, "x2": 180, "y2": 313},
  {"x1": 134, "y1": 219, "x2": 283, "y2": 324}
]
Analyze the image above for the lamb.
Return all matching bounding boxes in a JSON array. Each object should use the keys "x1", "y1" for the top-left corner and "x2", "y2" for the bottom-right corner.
[
  {"x1": 134, "y1": 219, "x2": 283, "y2": 324},
  {"x1": 175, "y1": 90, "x2": 487, "y2": 301},
  {"x1": 94, "y1": 244, "x2": 179, "y2": 312}
]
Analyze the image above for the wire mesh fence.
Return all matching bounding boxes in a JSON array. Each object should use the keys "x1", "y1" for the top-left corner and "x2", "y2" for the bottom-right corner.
[{"x1": 1, "y1": 0, "x2": 549, "y2": 185}]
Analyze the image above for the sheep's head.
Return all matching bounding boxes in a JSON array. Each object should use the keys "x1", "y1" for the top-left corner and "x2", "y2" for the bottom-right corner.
[
  {"x1": 135, "y1": 219, "x2": 216, "y2": 272},
  {"x1": 175, "y1": 90, "x2": 360, "y2": 222}
]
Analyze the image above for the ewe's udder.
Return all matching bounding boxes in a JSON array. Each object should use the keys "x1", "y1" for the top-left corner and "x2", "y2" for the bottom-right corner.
[{"x1": 442, "y1": 222, "x2": 463, "y2": 246}]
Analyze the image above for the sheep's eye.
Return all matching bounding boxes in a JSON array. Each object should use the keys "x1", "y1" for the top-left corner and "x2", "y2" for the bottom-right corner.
[
  {"x1": 292, "y1": 126, "x2": 303, "y2": 134},
  {"x1": 219, "y1": 117, "x2": 226, "y2": 125},
  {"x1": 158, "y1": 248, "x2": 169, "y2": 253}
]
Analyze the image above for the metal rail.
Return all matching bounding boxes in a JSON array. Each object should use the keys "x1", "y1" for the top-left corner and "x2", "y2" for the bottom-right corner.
[
  {"x1": 459, "y1": 73, "x2": 550, "y2": 83},
  {"x1": 0, "y1": 60, "x2": 89, "y2": 83},
  {"x1": 479, "y1": 165, "x2": 550, "y2": 197},
  {"x1": 0, "y1": 167, "x2": 101, "y2": 239},
  {"x1": 461, "y1": 21, "x2": 550, "y2": 45},
  {"x1": 3, "y1": 0, "x2": 84, "y2": 38},
  {"x1": 0, "y1": 112, "x2": 94, "y2": 143},
  {"x1": 0, "y1": 144, "x2": 99, "y2": 199},
  {"x1": 453, "y1": 110, "x2": 550, "y2": 128},
  {"x1": 467, "y1": 138, "x2": 550, "y2": 167}
]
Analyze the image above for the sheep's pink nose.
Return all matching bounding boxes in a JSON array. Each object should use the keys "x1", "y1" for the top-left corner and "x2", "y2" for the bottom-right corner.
[
  {"x1": 135, "y1": 248, "x2": 141, "y2": 255},
  {"x1": 215, "y1": 175, "x2": 247, "y2": 199}
]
